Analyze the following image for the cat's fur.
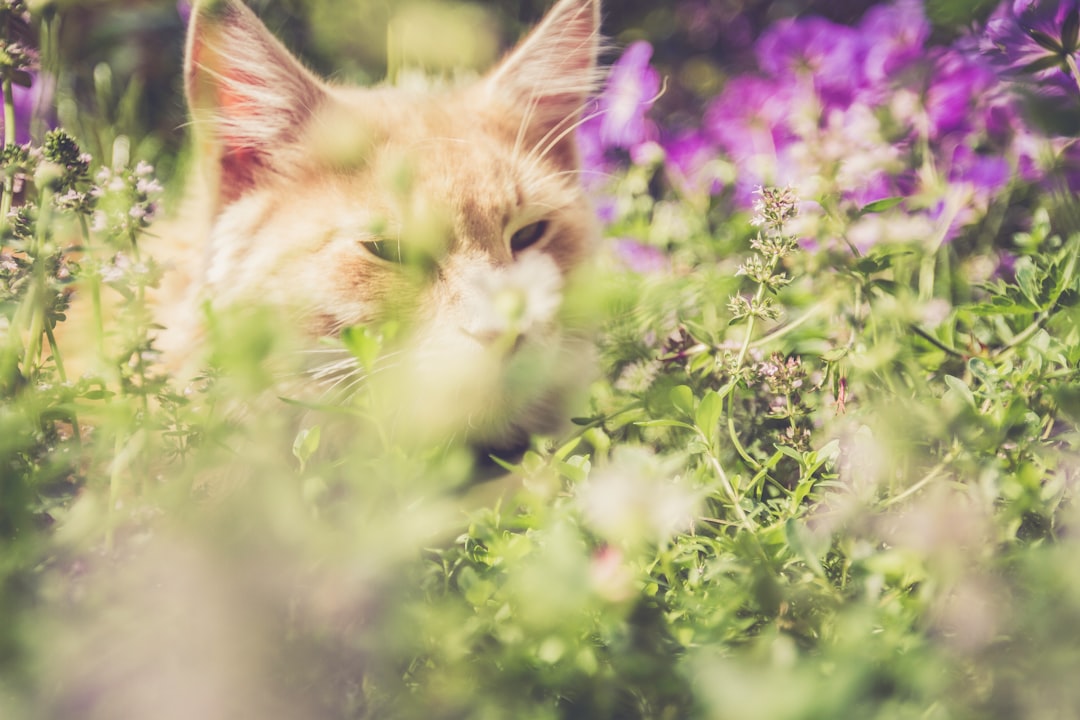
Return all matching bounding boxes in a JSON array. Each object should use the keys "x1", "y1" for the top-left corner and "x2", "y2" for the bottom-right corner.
[{"x1": 159, "y1": 0, "x2": 603, "y2": 448}]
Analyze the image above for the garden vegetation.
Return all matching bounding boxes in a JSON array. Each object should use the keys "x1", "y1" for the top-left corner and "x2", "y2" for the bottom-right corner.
[{"x1": 3, "y1": 0, "x2": 1080, "y2": 717}]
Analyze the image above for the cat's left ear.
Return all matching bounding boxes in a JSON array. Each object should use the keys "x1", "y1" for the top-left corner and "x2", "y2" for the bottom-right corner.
[
  {"x1": 185, "y1": 0, "x2": 328, "y2": 205},
  {"x1": 484, "y1": 0, "x2": 601, "y2": 141}
]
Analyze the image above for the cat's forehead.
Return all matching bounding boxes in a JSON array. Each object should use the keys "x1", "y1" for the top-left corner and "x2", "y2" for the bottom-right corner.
[
  {"x1": 310, "y1": 86, "x2": 562, "y2": 208},
  {"x1": 328, "y1": 85, "x2": 515, "y2": 152}
]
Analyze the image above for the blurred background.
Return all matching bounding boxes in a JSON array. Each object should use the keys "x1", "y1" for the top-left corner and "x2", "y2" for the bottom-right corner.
[{"x1": 52, "y1": 0, "x2": 998, "y2": 183}]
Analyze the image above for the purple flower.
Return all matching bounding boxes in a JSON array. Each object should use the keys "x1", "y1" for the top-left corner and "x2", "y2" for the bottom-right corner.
[
  {"x1": 661, "y1": 130, "x2": 722, "y2": 196},
  {"x1": 704, "y1": 75, "x2": 806, "y2": 205},
  {"x1": 704, "y1": 75, "x2": 795, "y2": 160},
  {"x1": 612, "y1": 238, "x2": 668, "y2": 273},
  {"x1": 923, "y1": 49, "x2": 997, "y2": 140},
  {"x1": 859, "y1": 0, "x2": 931, "y2": 90},
  {"x1": 755, "y1": 16, "x2": 866, "y2": 109},
  {"x1": 982, "y1": 0, "x2": 1080, "y2": 98},
  {"x1": 1, "y1": 72, "x2": 55, "y2": 145},
  {"x1": 177, "y1": 0, "x2": 192, "y2": 25},
  {"x1": 575, "y1": 111, "x2": 609, "y2": 178},
  {"x1": 597, "y1": 41, "x2": 660, "y2": 150},
  {"x1": 1040, "y1": 137, "x2": 1080, "y2": 191},
  {"x1": 576, "y1": 41, "x2": 660, "y2": 179},
  {"x1": 843, "y1": 171, "x2": 902, "y2": 210},
  {"x1": 948, "y1": 144, "x2": 1012, "y2": 198}
]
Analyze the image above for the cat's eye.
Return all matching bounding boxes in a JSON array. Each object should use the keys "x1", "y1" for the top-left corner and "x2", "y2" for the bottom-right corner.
[
  {"x1": 510, "y1": 220, "x2": 549, "y2": 253},
  {"x1": 361, "y1": 238, "x2": 403, "y2": 263}
]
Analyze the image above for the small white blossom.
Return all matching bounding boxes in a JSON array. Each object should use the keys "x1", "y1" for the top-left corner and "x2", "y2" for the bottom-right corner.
[
  {"x1": 578, "y1": 446, "x2": 700, "y2": 547},
  {"x1": 467, "y1": 252, "x2": 563, "y2": 337}
]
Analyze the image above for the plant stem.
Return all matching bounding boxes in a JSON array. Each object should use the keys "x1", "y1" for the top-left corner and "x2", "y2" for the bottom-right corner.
[{"x1": 0, "y1": 75, "x2": 14, "y2": 230}]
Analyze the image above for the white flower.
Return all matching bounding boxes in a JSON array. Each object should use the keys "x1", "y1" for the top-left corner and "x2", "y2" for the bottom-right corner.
[
  {"x1": 467, "y1": 252, "x2": 563, "y2": 336},
  {"x1": 578, "y1": 446, "x2": 699, "y2": 546}
]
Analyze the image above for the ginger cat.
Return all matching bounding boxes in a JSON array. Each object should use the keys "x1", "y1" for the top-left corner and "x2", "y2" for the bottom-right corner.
[{"x1": 161, "y1": 0, "x2": 604, "y2": 450}]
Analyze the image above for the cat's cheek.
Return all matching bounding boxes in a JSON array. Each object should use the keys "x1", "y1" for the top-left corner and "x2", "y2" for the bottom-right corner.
[
  {"x1": 536, "y1": 211, "x2": 597, "y2": 273},
  {"x1": 321, "y1": 249, "x2": 414, "y2": 329}
]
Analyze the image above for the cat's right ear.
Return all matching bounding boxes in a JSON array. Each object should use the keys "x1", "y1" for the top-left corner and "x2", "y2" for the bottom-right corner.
[
  {"x1": 484, "y1": 0, "x2": 602, "y2": 147},
  {"x1": 185, "y1": 0, "x2": 326, "y2": 206}
]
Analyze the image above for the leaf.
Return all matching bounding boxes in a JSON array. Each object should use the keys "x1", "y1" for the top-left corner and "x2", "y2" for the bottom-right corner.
[
  {"x1": 555, "y1": 457, "x2": 589, "y2": 484},
  {"x1": 487, "y1": 454, "x2": 521, "y2": 474},
  {"x1": 81, "y1": 389, "x2": 116, "y2": 401},
  {"x1": 966, "y1": 301, "x2": 1039, "y2": 316},
  {"x1": 944, "y1": 375, "x2": 976, "y2": 409},
  {"x1": 967, "y1": 357, "x2": 995, "y2": 388},
  {"x1": 521, "y1": 451, "x2": 545, "y2": 475},
  {"x1": 292, "y1": 425, "x2": 321, "y2": 471},
  {"x1": 854, "y1": 256, "x2": 890, "y2": 274},
  {"x1": 1021, "y1": 53, "x2": 1066, "y2": 75},
  {"x1": 340, "y1": 325, "x2": 381, "y2": 372},
  {"x1": 670, "y1": 385, "x2": 696, "y2": 417},
  {"x1": 775, "y1": 445, "x2": 804, "y2": 463},
  {"x1": 792, "y1": 477, "x2": 815, "y2": 506},
  {"x1": 1026, "y1": 27, "x2": 1064, "y2": 53},
  {"x1": 695, "y1": 390, "x2": 723, "y2": 438},
  {"x1": 553, "y1": 436, "x2": 583, "y2": 462},
  {"x1": 858, "y1": 197, "x2": 905, "y2": 215},
  {"x1": 816, "y1": 438, "x2": 841, "y2": 467},
  {"x1": 634, "y1": 419, "x2": 697, "y2": 431},
  {"x1": 784, "y1": 518, "x2": 826, "y2": 577},
  {"x1": 1065, "y1": 7, "x2": 1080, "y2": 52},
  {"x1": 821, "y1": 347, "x2": 848, "y2": 363},
  {"x1": 1014, "y1": 259, "x2": 1041, "y2": 308}
]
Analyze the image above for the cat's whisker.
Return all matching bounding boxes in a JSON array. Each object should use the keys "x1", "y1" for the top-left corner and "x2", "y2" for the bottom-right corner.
[
  {"x1": 308, "y1": 357, "x2": 360, "y2": 381},
  {"x1": 525, "y1": 103, "x2": 606, "y2": 178},
  {"x1": 331, "y1": 360, "x2": 404, "y2": 402},
  {"x1": 309, "y1": 348, "x2": 410, "y2": 402}
]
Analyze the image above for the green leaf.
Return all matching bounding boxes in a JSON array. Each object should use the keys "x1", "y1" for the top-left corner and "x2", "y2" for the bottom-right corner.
[
  {"x1": 1022, "y1": 53, "x2": 1066, "y2": 75},
  {"x1": 944, "y1": 375, "x2": 976, "y2": 409},
  {"x1": 553, "y1": 436, "x2": 583, "y2": 462},
  {"x1": 670, "y1": 385, "x2": 696, "y2": 417},
  {"x1": 487, "y1": 454, "x2": 521, "y2": 473},
  {"x1": 967, "y1": 357, "x2": 995, "y2": 388},
  {"x1": 521, "y1": 451, "x2": 545, "y2": 475},
  {"x1": 687, "y1": 438, "x2": 711, "y2": 455},
  {"x1": 1026, "y1": 27, "x2": 1064, "y2": 53},
  {"x1": 340, "y1": 325, "x2": 382, "y2": 372},
  {"x1": 695, "y1": 390, "x2": 723, "y2": 438},
  {"x1": 858, "y1": 197, "x2": 905, "y2": 215},
  {"x1": 1015, "y1": 259, "x2": 1041, "y2": 308},
  {"x1": 1064, "y1": 7, "x2": 1080, "y2": 52},
  {"x1": 775, "y1": 445, "x2": 804, "y2": 463},
  {"x1": 556, "y1": 456, "x2": 590, "y2": 484},
  {"x1": 792, "y1": 477, "x2": 815, "y2": 506},
  {"x1": 635, "y1": 419, "x2": 697, "y2": 431},
  {"x1": 292, "y1": 425, "x2": 322, "y2": 471},
  {"x1": 821, "y1": 347, "x2": 848, "y2": 363},
  {"x1": 785, "y1": 518, "x2": 826, "y2": 577}
]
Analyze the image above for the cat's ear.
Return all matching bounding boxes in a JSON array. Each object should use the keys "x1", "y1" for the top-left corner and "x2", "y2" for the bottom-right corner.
[
  {"x1": 485, "y1": 0, "x2": 601, "y2": 140},
  {"x1": 185, "y1": 0, "x2": 326, "y2": 205}
]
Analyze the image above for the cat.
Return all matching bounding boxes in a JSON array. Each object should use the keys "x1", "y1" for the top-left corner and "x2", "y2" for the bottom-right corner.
[{"x1": 155, "y1": 0, "x2": 605, "y2": 451}]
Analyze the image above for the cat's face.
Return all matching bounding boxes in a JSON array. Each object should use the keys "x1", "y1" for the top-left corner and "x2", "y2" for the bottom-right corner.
[{"x1": 183, "y1": 0, "x2": 602, "y2": 446}]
